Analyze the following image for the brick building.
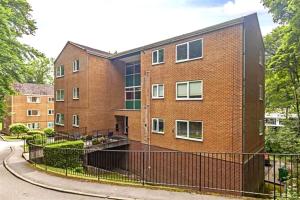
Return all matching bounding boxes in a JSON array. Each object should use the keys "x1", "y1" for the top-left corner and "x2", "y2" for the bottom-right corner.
[
  {"x1": 54, "y1": 13, "x2": 265, "y2": 193},
  {"x1": 2, "y1": 83, "x2": 54, "y2": 133}
]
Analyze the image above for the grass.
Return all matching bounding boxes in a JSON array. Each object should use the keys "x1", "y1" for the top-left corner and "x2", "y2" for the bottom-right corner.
[
  {"x1": 0, "y1": 122, "x2": 2, "y2": 131},
  {"x1": 2, "y1": 135, "x2": 25, "y2": 141}
]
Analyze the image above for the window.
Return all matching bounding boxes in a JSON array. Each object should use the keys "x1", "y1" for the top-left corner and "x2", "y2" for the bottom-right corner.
[
  {"x1": 27, "y1": 96, "x2": 40, "y2": 103},
  {"x1": 27, "y1": 123, "x2": 39, "y2": 130},
  {"x1": 48, "y1": 97, "x2": 54, "y2": 102},
  {"x1": 73, "y1": 87, "x2": 79, "y2": 99},
  {"x1": 55, "y1": 113, "x2": 64, "y2": 126},
  {"x1": 152, "y1": 118, "x2": 164, "y2": 134},
  {"x1": 56, "y1": 89, "x2": 64, "y2": 101},
  {"x1": 259, "y1": 50, "x2": 264, "y2": 66},
  {"x1": 56, "y1": 65, "x2": 64, "y2": 77},
  {"x1": 176, "y1": 80, "x2": 203, "y2": 100},
  {"x1": 152, "y1": 84, "x2": 164, "y2": 99},
  {"x1": 27, "y1": 110, "x2": 40, "y2": 116},
  {"x1": 47, "y1": 122, "x2": 54, "y2": 128},
  {"x1": 125, "y1": 63, "x2": 141, "y2": 109},
  {"x1": 72, "y1": 115, "x2": 79, "y2": 127},
  {"x1": 259, "y1": 84, "x2": 263, "y2": 100},
  {"x1": 48, "y1": 109, "x2": 54, "y2": 115},
  {"x1": 73, "y1": 59, "x2": 80, "y2": 72},
  {"x1": 176, "y1": 120, "x2": 203, "y2": 141},
  {"x1": 152, "y1": 49, "x2": 164, "y2": 65},
  {"x1": 259, "y1": 120, "x2": 264, "y2": 135},
  {"x1": 176, "y1": 39, "x2": 203, "y2": 62}
]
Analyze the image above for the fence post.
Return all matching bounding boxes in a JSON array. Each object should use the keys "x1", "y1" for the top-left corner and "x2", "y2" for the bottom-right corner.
[
  {"x1": 273, "y1": 155, "x2": 276, "y2": 200},
  {"x1": 44, "y1": 146, "x2": 47, "y2": 171},
  {"x1": 199, "y1": 152, "x2": 202, "y2": 191},
  {"x1": 142, "y1": 151, "x2": 145, "y2": 185},
  {"x1": 65, "y1": 148, "x2": 68, "y2": 176}
]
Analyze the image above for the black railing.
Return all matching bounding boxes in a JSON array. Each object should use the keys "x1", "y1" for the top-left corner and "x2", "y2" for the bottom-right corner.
[{"x1": 27, "y1": 142, "x2": 300, "y2": 199}]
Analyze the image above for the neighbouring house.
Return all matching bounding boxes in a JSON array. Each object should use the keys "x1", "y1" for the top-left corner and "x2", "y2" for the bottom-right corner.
[
  {"x1": 265, "y1": 112, "x2": 298, "y2": 128},
  {"x1": 54, "y1": 13, "x2": 264, "y2": 194},
  {"x1": 2, "y1": 83, "x2": 54, "y2": 133}
]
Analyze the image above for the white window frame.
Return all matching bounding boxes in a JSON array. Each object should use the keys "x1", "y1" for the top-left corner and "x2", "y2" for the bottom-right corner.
[
  {"x1": 73, "y1": 59, "x2": 80, "y2": 72},
  {"x1": 56, "y1": 65, "x2": 64, "y2": 78},
  {"x1": 56, "y1": 89, "x2": 64, "y2": 101},
  {"x1": 55, "y1": 113, "x2": 64, "y2": 126},
  {"x1": 175, "y1": 120, "x2": 203, "y2": 141},
  {"x1": 72, "y1": 114, "x2": 79, "y2": 127},
  {"x1": 73, "y1": 87, "x2": 79, "y2": 100},
  {"x1": 27, "y1": 96, "x2": 41, "y2": 103},
  {"x1": 259, "y1": 84, "x2": 263, "y2": 101},
  {"x1": 152, "y1": 84, "x2": 164, "y2": 99},
  {"x1": 27, "y1": 109, "x2": 40, "y2": 116},
  {"x1": 48, "y1": 97, "x2": 54, "y2": 102},
  {"x1": 152, "y1": 48, "x2": 164, "y2": 65},
  {"x1": 176, "y1": 38, "x2": 203, "y2": 63},
  {"x1": 27, "y1": 122, "x2": 40, "y2": 130},
  {"x1": 259, "y1": 50, "x2": 264, "y2": 66},
  {"x1": 47, "y1": 122, "x2": 54, "y2": 128},
  {"x1": 259, "y1": 119, "x2": 264, "y2": 136},
  {"x1": 152, "y1": 118, "x2": 164, "y2": 134},
  {"x1": 48, "y1": 109, "x2": 54, "y2": 115},
  {"x1": 176, "y1": 80, "x2": 203, "y2": 100}
]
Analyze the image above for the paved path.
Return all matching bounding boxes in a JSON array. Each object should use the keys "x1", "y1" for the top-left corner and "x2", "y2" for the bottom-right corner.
[
  {"x1": 0, "y1": 141, "x2": 101, "y2": 200},
  {"x1": 1, "y1": 141, "x2": 242, "y2": 200}
]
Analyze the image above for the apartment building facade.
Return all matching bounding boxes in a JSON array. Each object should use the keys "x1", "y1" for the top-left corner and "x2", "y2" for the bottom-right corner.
[{"x1": 2, "y1": 83, "x2": 54, "y2": 133}]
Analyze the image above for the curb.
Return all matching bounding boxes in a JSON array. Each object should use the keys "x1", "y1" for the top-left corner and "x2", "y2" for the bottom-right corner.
[
  {"x1": 3, "y1": 147, "x2": 137, "y2": 200},
  {"x1": 0, "y1": 134, "x2": 6, "y2": 141}
]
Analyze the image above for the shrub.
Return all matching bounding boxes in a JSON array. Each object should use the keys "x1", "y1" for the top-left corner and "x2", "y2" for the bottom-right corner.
[
  {"x1": 27, "y1": 130, "x2": 44, "y2": 136},
  {"x1": 44, "y1": 140, "x2": 84, "y2": 169},
  {"x1": 43, "y1": 128, "x2": 55, "y2": 137},
  {"x1": 32, "y1": 134, "x2": 46, "y2": 145},
  {"x1": 9, "y1": 123, "x2": 29, "y2": 138}
]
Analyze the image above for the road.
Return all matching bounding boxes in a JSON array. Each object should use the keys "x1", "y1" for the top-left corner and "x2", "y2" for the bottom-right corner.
[{"x1": 0, "y1": 140, "x2": 104, "y2": 200}]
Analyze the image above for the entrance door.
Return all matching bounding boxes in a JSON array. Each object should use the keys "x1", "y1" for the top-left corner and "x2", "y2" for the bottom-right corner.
[{"x1": 124, "y1": 116, "x2": 128, "y2": 134}]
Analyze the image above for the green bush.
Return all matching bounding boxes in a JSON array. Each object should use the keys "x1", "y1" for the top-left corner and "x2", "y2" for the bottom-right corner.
[
  {"x1": 9, "y1": 123, "x2": 29, "y2": 138},
  {"x1": 32, "y1": 134, "x2": 46, "y2": 145},
  {"x1": 44, "y1": 140, "x2": 84, "y2": 169},
  {"x1": 27, "y1": 130, "x2": 44, "y2": 135},
  {"x1": 43, "y1": 128, "x2": 55, "y2": 137}
]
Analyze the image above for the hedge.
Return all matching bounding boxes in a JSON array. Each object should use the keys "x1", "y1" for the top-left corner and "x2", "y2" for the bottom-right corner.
[
  {"x1": 44, "y1": 140, "x2": 84, "y2": 169},
  {"x1": 27, "y1": 130, "x2": 44, "y2": 135},
  {"x1": 43, "y1": 128, "x2": 55, "y2": 137}
]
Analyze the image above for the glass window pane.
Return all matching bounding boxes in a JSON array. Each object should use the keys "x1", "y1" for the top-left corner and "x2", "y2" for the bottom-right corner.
[
  {"x1": 189, "y1": 81, "x2": 202, "y2": 98},
  {"x1": 177, "y1": 121, "x2": 187, "y2": 137},
  {"x1": 125, "y1": 75, "x2": 134, "y2": 87},
  {"x1": 126, "y1": 91, "x2": 134, "y2": 100},
  {"x1": 125, "y1": 101, "x2": 134, "y2": 109},
  {"x1": 135, "y1": 88, "x2": 141, "y2": 100},
  {"x1": 134, "y1": 100, "x2": 141, "y2": 109},
  {"x1": 158, "y1": 85, "x2": 164, "y2": 97},
  {"x1": 153, "y1": 85, "x2": 158, "y2": 97},
  {"x1": 176, "y1": 44, "x2": 187, "y2": 61},
  {"x1": 158, "y1": 119, "x2": 164, "y2": 132},
  {"x1": 177, "y1": 83, "x2": 187, "y2": 98},
  {"x1": 189, "y1": 122, "x2": 202, "y2": 139},
  {"x1": 158, "y1": 49, "x2": 164, "y2": 63},
  {"x1": 152, "y1": 51, "x2": 158, "y2": 64},
  {"x1": 134, "y1": 64, "x2": 140, "y2": 74},
  {"x1": 126, "y1": 65, "x2": 134, "y2": 75},
  {"x1": 189, "y1": 40, "x2": 202, "y2": 59},
  {"x1": 61, "y1": 66, "x2": 64, "y2": 75},
  {"x1": 152, "y1": 119, "x2": 157, "y2": 131},
  {"x1": 134, "y1": 74, "x2": 140, "y2": 86}
]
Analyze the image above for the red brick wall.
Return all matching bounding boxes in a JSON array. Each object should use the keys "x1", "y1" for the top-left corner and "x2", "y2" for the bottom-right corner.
[{"x1": 140, "y1": 24, "x2": 244, "y2": 153}]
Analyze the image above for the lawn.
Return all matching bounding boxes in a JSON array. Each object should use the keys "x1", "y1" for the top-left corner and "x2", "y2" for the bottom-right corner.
[{"x1": 2, "y1": 135, "x2": 24, "y2": 141}]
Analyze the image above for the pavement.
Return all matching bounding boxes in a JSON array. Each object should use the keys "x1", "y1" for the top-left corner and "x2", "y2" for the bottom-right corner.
[{"x1": 1, "y1": 140, "x2": 242, "y2": 200}]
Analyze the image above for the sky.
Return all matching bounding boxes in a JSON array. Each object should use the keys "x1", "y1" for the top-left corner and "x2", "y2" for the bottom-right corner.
[{"x1": 21, "y1": 0, "x2": 278, "y2": 58}]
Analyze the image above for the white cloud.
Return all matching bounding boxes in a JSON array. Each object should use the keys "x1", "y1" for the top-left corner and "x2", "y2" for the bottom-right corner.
[{"x1": 21, "y1": 0, "x2": 277, "y2": 58}]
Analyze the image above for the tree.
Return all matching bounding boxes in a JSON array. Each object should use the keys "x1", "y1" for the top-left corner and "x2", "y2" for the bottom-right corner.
[
  {"x1": 22, "y1": 57, "x2": 54, "y2": 85},
  {"x1": 0, "y1": 0, "x2": 41, "y2": 120},
  {"x1": 9, "y1": 123, "x2": 29, "y2": 138},
  {"x1": 263, "y1": 0, "x2": 300, "y2": 131}
]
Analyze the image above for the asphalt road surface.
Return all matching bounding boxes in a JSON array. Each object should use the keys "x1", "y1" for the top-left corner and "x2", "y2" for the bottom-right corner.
[{"x1": 0, "y1": 140, "x2": 104, "y2": 200}]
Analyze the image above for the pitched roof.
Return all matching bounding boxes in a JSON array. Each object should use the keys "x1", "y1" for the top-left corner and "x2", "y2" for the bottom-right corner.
[
  {"x1": 13, "y1": 83, "x2": 54, "y2": 96},
  {"x1": 68, "y1": 41, "x2": 112, "y2": 57}
]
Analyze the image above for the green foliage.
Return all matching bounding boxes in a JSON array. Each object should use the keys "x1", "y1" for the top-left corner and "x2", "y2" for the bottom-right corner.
[
  {"x1": 27, "y1": 130, "x2": 44, "y2": 135},
  {"x1": 22, "y1": 57, "x2": 54, "y2": 84},
  {"x1": 0, "y1": 0, "x2": 42, "y2": 120},
  {"x1": 44, "y1": 141, "x2": 84, "y2": 169},
  {"x1": 43, "y1": 128, "x2": 55, "y2": 137},
  {"x1": 9, "y1": 123, "x2": 29, "y2": 138},
  {"x1": 263, "y1": 0, "x2": 300, "y2": 131},
  {"x1": 265, "y1": 121, "x2": 300, "y2": 153}
]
